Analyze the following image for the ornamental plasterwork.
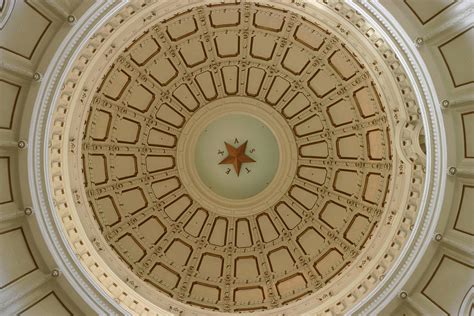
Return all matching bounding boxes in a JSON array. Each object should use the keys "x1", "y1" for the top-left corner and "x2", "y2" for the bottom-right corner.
[{"x1": 45, "y1": 0, "x2": 428, "y2": 314}]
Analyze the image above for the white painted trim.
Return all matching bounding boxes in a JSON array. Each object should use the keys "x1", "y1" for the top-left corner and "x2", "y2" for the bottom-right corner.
[
  {"x1": 27, "y1": 1, "x2": 129, "y2": 314},
  {"x1": 348, "y1": 1, "x2": 446, "y2": 314},
  {"x1": 0, "y1": 0, "x2": 16, "y2": 29}
]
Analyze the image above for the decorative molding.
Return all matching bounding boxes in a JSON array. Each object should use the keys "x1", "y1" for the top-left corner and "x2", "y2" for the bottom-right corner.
[
  {"x1": 458, "y1": 286, "x2": 474, "y2": 316},
  {"x1": 27, "y1": 1, "x2": 130, "y2": 314},
  {"x1": 0, "y1": 0, "x2": 15, "y2": 29},
  {"x1": 349, "y1": 0, "x2": 446, "y2": 314}
]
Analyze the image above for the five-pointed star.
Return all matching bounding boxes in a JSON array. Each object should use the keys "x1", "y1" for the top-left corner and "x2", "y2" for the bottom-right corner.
[{"x1": 219, "y1": 141, "x2": 255, "y2": 176}]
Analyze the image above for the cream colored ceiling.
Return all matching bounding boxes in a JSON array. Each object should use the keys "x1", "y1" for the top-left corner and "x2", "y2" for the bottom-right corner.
[
  {"x1": 0, "y1": 0, "x2": 472, "y2": 315},
  {"x1": 80, "y1": 3, "x2": 394, "y2": 312}
]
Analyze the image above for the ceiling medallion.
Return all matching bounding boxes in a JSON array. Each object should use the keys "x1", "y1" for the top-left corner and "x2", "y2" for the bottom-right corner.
[
  {"x1": 193, "y1": 110, "x2": 281, "y2": 200},
  {"x1": 179, "y1": 98, "x2": 296, "y2": 213}
]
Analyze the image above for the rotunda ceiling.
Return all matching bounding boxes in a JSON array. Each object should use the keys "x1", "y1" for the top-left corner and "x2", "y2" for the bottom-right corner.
[
  {"x1": 45, "y1": 1, "x2": 428, "y2": 314},
  {"x1": 81, "y1": 4, "x2": 394, "y2": 311}
]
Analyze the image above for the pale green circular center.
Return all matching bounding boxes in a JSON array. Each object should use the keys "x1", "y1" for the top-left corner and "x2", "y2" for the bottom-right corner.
[{"x1": 195, "y1": 114, "x2": 279, "y2": 199}]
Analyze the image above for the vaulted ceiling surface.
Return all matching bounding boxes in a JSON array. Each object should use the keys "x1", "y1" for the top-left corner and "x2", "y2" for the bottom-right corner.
[
  {"x1": 73, "y1": 2, "x2": 418, "y2": 313},
  {"x1": 0, "y1": 0, "x2": 472, "y2": 315}
]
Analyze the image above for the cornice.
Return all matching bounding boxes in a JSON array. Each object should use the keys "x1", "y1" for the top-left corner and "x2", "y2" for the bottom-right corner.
[
  {"x1": 349, "y1": 0, "x2": 446, "y2": 314},
  {"x1": 27, "y1": 1, "x2": 130, "y2": 314}
]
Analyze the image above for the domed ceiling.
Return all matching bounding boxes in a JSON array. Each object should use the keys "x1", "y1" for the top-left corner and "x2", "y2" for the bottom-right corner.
[
  {"x1": 41, "y1": 0, "x2": 435, "y2": 314},
  {"x1": 75, "y1": 2, "x2": 406, "y2": 312},
  {"x1": 3, "y1": 0, "x2": 474, "y2": 315}
]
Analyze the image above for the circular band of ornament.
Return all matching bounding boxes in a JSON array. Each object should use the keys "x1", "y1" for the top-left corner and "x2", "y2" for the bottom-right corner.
[{"x1": 177, "y1": 97, "x2": 297, "y2": 216}]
